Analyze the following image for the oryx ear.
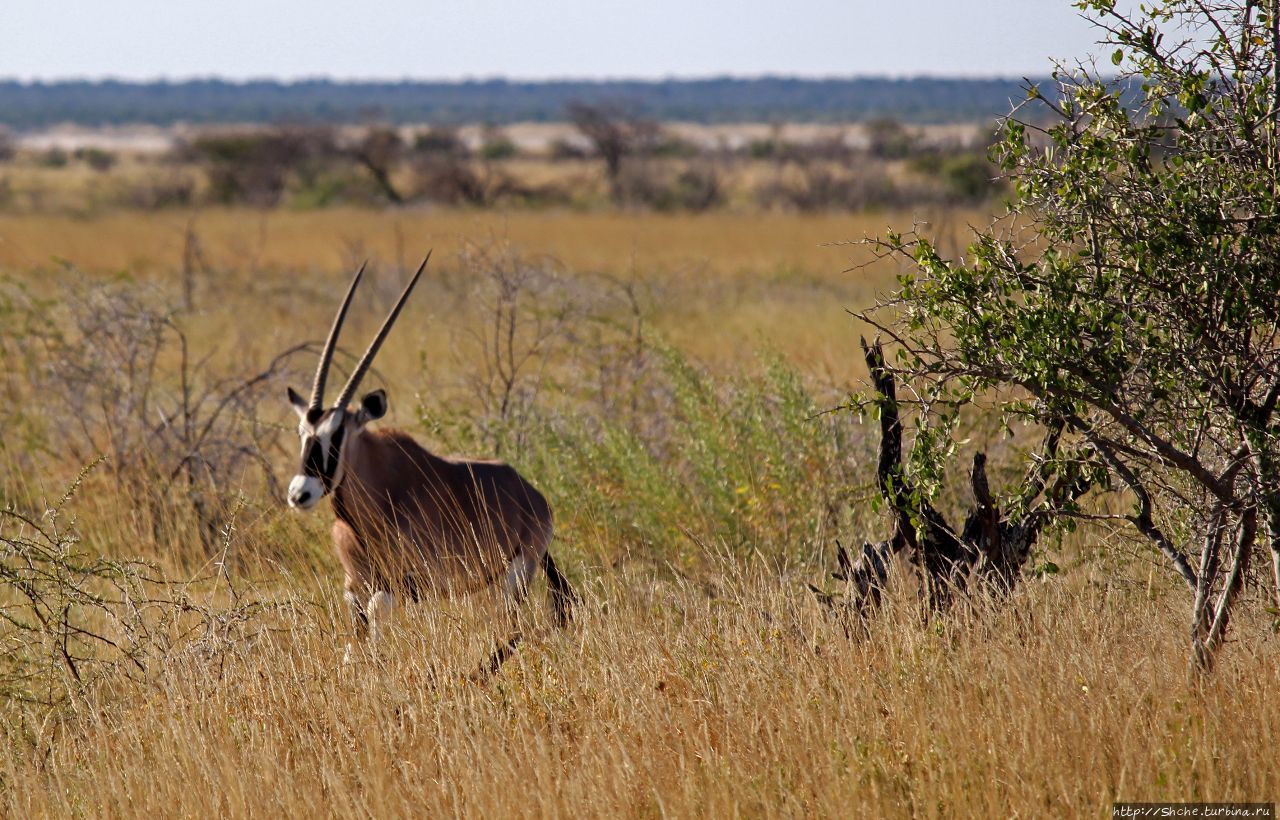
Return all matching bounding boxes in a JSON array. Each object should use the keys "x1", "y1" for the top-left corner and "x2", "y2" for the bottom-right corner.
[
  {"x1": 357, "y1": 389, "x2": 387, "y2": 424},
  {"x1": 287, "y1": 386, "x2": 309, "y2": 418}
]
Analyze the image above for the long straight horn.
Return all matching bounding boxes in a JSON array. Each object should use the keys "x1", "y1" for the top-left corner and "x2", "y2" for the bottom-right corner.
[
  {"x1": 334, "y1": 252, "x2": 431, "y2": 410},
  {"x1": 310, "y1": 262, "x2": 368, "y2": 411}
]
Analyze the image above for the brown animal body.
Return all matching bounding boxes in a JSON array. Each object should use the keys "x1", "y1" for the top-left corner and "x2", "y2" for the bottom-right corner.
[
  {"x1": 331, "y1": 427, "x2": 566, "y2": 605},
  {"x1": 285, "y1": 257, "x2": 575, "y2": 668}
]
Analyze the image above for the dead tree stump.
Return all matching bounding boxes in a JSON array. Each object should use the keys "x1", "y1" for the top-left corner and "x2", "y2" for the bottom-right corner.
[{"x1": 813, "y1": 338, "x2": 1090, "y2": 615}]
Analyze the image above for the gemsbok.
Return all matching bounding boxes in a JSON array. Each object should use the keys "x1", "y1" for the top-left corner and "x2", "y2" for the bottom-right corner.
[{"x1": 285, "y1": 255, "x2": 576, "y2": 671}]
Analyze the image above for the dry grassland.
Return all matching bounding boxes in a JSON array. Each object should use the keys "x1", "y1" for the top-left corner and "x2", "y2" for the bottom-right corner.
[
  {"x1": 0, "y1": 206, "x2": 1275, "y2": 818},
  {"x1": 0, "y1": 207, "x2": 973, "y2": 373},
  {"x1": 5, "y1": 570, "x2": 1278, "y2": 818}
]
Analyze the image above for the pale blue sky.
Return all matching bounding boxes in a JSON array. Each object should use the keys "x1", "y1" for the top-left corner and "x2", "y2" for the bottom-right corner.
[{"x1": 2, "y1": 1, "x2": 1108, "y2": 81}]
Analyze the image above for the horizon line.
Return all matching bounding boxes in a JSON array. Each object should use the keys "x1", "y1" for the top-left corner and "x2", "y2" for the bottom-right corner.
[{"x1": 0, "y1": 72, "x2": 1058, "y2": 86}]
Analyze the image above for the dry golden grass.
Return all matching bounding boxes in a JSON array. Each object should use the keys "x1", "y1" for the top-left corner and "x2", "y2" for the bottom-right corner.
[
  {"x1": 0, "y1": 206, "x2": 975, "y2": 375},
  {"x1": 1, "y1": 204, "x2": 1275, "y2": 818},
  {"x1": 0, "y1": 206, "x2": 915, "y2": 275},
  {"x1": 3, "y1": 567, "x2": 1277, "y2": 818}
]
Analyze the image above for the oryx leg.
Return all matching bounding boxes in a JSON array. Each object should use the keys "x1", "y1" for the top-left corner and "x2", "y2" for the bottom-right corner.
[
  {"x1": 542, "y1": 551, "x2": 576, "y2": 629},
  {"x1": 342, "y1": 587, "x2": 368, "y2": 665},
  {"x1": 366, "y1": 590, "x2": 394, "y2": 652},
  {"x1": 502, "y1": 552, "x2": 539, "y2": 608},
  {"x1": 342, "y1": 569, "x2": 395, "y2": 663},
  {"x1": 343, "y1": 589, "x2": 394, "y2": 664},
  {"x1": 473, "y1": 552, "x2": 538, "y2": 680}
]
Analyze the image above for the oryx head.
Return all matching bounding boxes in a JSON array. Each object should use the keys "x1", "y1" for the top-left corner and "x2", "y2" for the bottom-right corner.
[{"x1": 286, "y1": 254, "x2": 430, "y2": 510}]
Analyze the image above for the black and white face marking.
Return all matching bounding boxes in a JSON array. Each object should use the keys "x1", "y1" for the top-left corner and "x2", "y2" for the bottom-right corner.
[
  {"x1": 285, "y1": 386, "x2": 387, "y2": 511},
  {"x1": 288, "y1": 409, "x2": 348, "y2": 510}
]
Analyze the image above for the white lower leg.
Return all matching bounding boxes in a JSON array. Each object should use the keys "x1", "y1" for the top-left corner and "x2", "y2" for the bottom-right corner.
[
  {"x1": 503, "y1": 553, "x2": 538, "y2": 604},
  {"x1": 343, "y1": 590, "x2": 366, "y2": 665},
  {"x1": 366, "y1": 590, "x2": 395, "y2": 653}
]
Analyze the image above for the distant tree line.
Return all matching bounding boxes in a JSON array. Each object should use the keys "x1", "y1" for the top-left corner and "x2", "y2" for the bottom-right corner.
[
  {"x1": 0, "y1": 77, "x2": 1054, "y2": 128},
  {"x1": 0, "y1": 106, "x2": 1005, "y2": 213},
  {"x1": 156, "y1": 110, "x2": 1000, "y2": 212}
]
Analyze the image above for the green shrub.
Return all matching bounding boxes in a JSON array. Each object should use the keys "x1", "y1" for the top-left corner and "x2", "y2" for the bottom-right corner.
[
  {"x1": 479, "y1": 136, "x2": 518, "y2": 161},
  {"x1": 36, "y1": 148, "x2": 68, "y2": 168},
  {"x1": 422, "y1": 348, "x2": 872, "y2": 572}
]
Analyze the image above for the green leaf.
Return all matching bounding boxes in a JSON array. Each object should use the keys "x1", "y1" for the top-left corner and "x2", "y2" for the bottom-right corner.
[{"x1": 1035, "y1": 561, "x2": 1061, "y2": 577}]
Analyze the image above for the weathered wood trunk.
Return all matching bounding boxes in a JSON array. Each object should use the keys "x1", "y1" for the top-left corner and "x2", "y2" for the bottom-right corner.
[{"x1": 813, "y1": 338, "x2": 1090, "y2": 616}]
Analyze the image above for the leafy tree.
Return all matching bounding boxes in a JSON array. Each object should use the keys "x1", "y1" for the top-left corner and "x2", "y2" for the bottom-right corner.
[
  {"x1": 351, "y1": 126, "x2": 406, "y2": 204},
  {"x1": 478, "y1": 128, "x2": 519, "y2": 161},
  {"x1": 864, "y1": 117, "x2": 917, "y2": 159},
  {"x1": 861, "y1": 0, "x2": 1280, "y2": 671},
  {"x1": 412, "y1": 126, "x2": 468, "y2": 157},
  {"x1": 75, "y1": 146, "x2": 117, "y2": 172},
  {"x1": 186, "y1": 126, "x2": 337, "y2": 207},
  {"x1": 567, "y1": 102, "x2": 660, "y2": 205},
  {"x1": 939, "y1": 152, "x2": 1001, "y2": 203}
]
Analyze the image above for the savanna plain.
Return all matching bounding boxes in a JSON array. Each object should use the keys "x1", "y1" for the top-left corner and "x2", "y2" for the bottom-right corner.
[{"x1": 0, "y1": 202, "x2": 1276, "y2": 818}]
